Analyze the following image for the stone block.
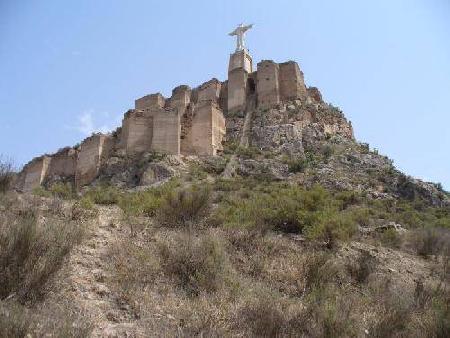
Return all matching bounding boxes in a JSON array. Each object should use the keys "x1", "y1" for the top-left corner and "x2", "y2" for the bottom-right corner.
[
  {"x1": 279, "y1": 61, "x2": 307, "y2": 101},
  {"x1": 21, "y1": 156, "x2": 51, "y2": 192},
  {"x1": 257, "y1": 60, "x2": 280, "y2": 109},
  {"x1": 121, "y1": 109, "x2": 153, "y2": 154},
  {"x1": 227, "y1": 68, "x2": 248, "y2": 112},
  {"x1": 169, "y1": 85, "x2": 191, "y2": 113},
  {"x1": 135, "y1": 93, "x2": 165, "y2": 110},
  {"x1": 47, "y1": 147, "x2": 77, "y2": 179},
  {"x1": 150, "y1": 109, "x2": 181, "y2": 155},
  {"x1": 191, "y1": 101, "x2": 225, "y2": 155},
  {"x1": 198, "y1": 78, "x2": 221, "y2": 103},
  {"x1": 75, "y1": 134, "x2": 113, "y2": 187},
  {"x1": 228, "y1": 50, "x2": 253, "y2": 73}
]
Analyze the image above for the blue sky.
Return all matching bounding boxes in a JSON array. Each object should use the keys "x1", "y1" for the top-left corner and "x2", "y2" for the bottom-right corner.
[{"x1": 1, "y1": 0, "x2": 449, "y2": 189}]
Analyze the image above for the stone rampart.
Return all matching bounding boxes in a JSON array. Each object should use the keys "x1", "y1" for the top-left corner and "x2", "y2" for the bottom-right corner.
[
  {"x1": 279, "y1": 61, "x2": 307, "y2": 101},
  {"x1": 191, "y1": 101, "x2": 225, "y2": 155},
  {"x1": 21, "y1": 156, "x2": 51, "y2": 192},
  {"x1": 256, "y1": 60, "x2": 280, "y2": 108},
  {"x1": 47, "y1": 147, "x2": 77, "y2": 179},
  {"x1": 75, "y1": 134, "x2": 113, "y2": 187},
  {"x1": 121, "y1": 109, "x2": 153, "y2": 154},
  {"x1": 198, "y1": 78, "x2": 221, "y2": 103},
  {"x1": 135, "y1": 93, "x2": 165, "y2": 110}
]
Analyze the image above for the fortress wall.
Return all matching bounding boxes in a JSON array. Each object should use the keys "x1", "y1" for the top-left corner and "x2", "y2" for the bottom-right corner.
[
  {"x1": 191, "y1": 102, "x2": 225, "y2": 155},
  {"x1": 169, "y1": 85, "x2": 191, "y2": 114},
  {"x1": 121, "y1": 110, "x2": 153, "y2": 154},
  {"x1": 75, "y1": 134, "x2": 112, "y2": 187},
  {"x1": 197, "y1": 79, "x2": 221, "y2": 103},
  {"x1": 227, "y1": 68, "x2": 248, "y2": 112},
  {"x1": 150, "y1": 109, "x2": 180, "y2": 155},
  {"x1": 47, "y1": 147, "x2": 77, "y2": 178},
  {"x1": 256, "y1": 60, "x2": 280, "y2": 109},
  {"x1": 135, "y1": 93, "x2": 165, "y2": 110},
  {"x1": 22, "y1": 156, "x2": 51, "y2": 192},
  {"x1": 219, "y1": 80, "x2": 228, "y2": 111},
  {"x1": 211, "y1": 104, "x2": 226, "y2": 155},
  {"x1": 279, "y1": 61, "x2": 307, "y2": 101}
]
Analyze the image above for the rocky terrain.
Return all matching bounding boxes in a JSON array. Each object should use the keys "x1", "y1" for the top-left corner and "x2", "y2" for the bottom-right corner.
[{"x1": 1, "y1": 99, "x2": 449, "y2": 337}]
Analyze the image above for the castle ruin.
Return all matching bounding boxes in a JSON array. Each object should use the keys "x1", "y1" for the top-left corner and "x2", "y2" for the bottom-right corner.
[{"x1": 17, "y1": 25, "x2": 353, "y2": 191}]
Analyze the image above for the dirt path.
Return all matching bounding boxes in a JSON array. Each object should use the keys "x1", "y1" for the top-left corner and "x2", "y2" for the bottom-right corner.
[{"x1": 43, "y1": 205, "x2": 138, "y2": 337}]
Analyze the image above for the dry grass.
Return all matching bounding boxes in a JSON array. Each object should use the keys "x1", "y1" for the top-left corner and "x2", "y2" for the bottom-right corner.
[
  {"x1": 157, "y1": 184, "x2": 212, "y2": 227},
  {"x1": 0, "y1": 156, "x2": 14, "y2": 194},
  {"x1": 158, "y1": 233, "x2": 227, "y2": 296},
  {"x1": 0, "y1": 195, "x2": 84, "y2": 304}
]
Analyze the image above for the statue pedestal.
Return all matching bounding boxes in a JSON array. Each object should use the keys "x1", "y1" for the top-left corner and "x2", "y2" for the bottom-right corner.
[
  {"x1": 228, "y1": 50, "x2": 252, "y2": 112},
  {"x1": 228, "y1": 49, "x2": 253, "y2": 73}
]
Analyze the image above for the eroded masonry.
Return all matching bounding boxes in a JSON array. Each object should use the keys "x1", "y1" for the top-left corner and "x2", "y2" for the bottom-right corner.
[{"x1": 17, "y1": 43, "x2": 353, "y2": 191}]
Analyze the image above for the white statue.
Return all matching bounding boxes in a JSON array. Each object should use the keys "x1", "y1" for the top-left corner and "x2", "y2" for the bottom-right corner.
[{"x1": 229, "y1": 23, "x2": 253, "y2": 52}]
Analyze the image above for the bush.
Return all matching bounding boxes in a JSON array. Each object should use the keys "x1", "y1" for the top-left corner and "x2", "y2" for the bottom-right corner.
[
  {"x1": 49, "y1": 182, "x2": 76, "y2": 200},
  {"x1": 0, "y1": 156, "x2": 14, "y2": 194},
  {"x1": 347, "y1": 251, "x2": 377, "y2": 283},
  {"x1": 303, "y1": 210, "x2": 357, "y2": 249},
  {"x1": 303, "y1": 252, "x2": 338, "y2": 291},
  {"x1": 32, "y1": 186, "x2": 52, "y2": 198},
  {"x1": 158, "y1": 234, "x2": 226, "y2": 295},
  {"x1": 117, "y1": 179, "x2": 179, "y2": 217},
  {"x1": 380, "y1": 228, "x2": 403, "y2": 248},
  {"x1": 286, "y1": 157, "x2": 308, "y2": 173},
  {"x1": 237, "y1": 295, "x2": 285, "y2": 337},
  {"x1": 157, "y1": 185, "x2": 211, "y2": 227},
  {"x1": 83, "y1": 184, "x2": 121, "y2": 205},
  {"x1": 411, "y1": 227, "x2": 450, "y2": 258},
  {"x1": 0, "y1": 212, "x2": 84, "y2": 303}
]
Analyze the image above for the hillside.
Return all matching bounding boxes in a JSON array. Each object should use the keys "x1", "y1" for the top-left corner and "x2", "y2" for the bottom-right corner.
[{"x1": 1, "y1": 94, "x2": 449, "y2": 337}]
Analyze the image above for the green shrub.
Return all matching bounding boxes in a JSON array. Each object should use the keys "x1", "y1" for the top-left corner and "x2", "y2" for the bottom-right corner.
[
  {"x1": 287, "y1": 157, "x2": 308, "y2": 173},
  {"x1": 236, "y1": 146, "x2": 261, "y2": 159},
  {"x1": 158, "y1": 234, "x2": 226, "y2": 295},
  {"x1": 32, "y1": 186, "x2": 52, "y2": 198},
  {"x1": 117, "y1": 179, "x2": 179, "y2": 217},
  {"x1": 49, "y1": 182, "x2": 76, "y2": 200},
  {"x1": 380, "y1": 228, "x2": 403, "y2": 248},
  {"x1": 157, "y1": 184, "x2": 211, "y2": 227},
  {"x1": 84, "y1": 184, "x2": 121, "y2": 205}
]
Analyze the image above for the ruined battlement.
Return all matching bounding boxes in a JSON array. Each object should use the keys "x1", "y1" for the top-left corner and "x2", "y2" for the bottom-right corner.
[{"x1": 17, "y1": 39, "x2": 353, "y2": 191}]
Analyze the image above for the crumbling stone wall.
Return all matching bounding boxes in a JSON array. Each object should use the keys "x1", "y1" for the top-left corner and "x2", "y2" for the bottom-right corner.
[
  {"x1": 169, "y1": 85, "x2": 191, "y2": 114},
  {"x1": 191, "y1": 102, "x2": 225, "y2": 155},
  {"x1": 135, "y1": 93, "x2": 165, "y2": 110},
  {"x1": 75, "y1": 134, "x2": 113, "y2": 187},
  {"x1": 198, "y1": 79, "x2": 221, "y2": 103},
  {"x1": 256, "y1": 60, "x2": 280, "y2": 108},
  {"x1": 279, "y1": 61, "x2": 307, "y2": 101},
  {"x1": 121, "y1": 109, "x2": 153, "y2": 154},
  {"x1": 46, "y1": 147, "x2": 77, "y2": 180},
  {"x1": 149, "y1": 109, "x2": 181, "y2": 155},
  {"x1": 228, "y1": 68, "x2": 248, "y2": 112},
  {"x1": 20, "y1": 156, "x2": 51, "y2": 192}
]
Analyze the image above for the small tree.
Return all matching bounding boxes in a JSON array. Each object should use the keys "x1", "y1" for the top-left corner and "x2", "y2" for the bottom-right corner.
[{"x1": 0, "y1": 155, "x2": 14, "y2": 193}]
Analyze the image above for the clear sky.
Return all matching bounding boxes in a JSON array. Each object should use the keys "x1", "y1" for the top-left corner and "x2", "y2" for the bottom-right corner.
[{"x1": 1, "y1": 0, "x2": 449, "y2": 189}]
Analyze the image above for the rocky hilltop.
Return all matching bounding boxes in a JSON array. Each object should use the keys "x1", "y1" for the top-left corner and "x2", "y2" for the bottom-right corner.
[{"x1": 1, "y1": 43, "x2": 449, "y2": 337}]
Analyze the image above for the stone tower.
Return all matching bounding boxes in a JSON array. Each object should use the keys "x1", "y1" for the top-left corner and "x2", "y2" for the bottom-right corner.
[
  {"x1": 227, "y1": 24, "x2": 254, "y2": 113},
  {"x1": 227, "y1": 49, "x2": 253, "y2": 112}
]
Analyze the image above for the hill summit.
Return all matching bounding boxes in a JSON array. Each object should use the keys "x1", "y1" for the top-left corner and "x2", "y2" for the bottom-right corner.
[{"x1": 1, "y1": 27, "x2": 449, "y2": 337}]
